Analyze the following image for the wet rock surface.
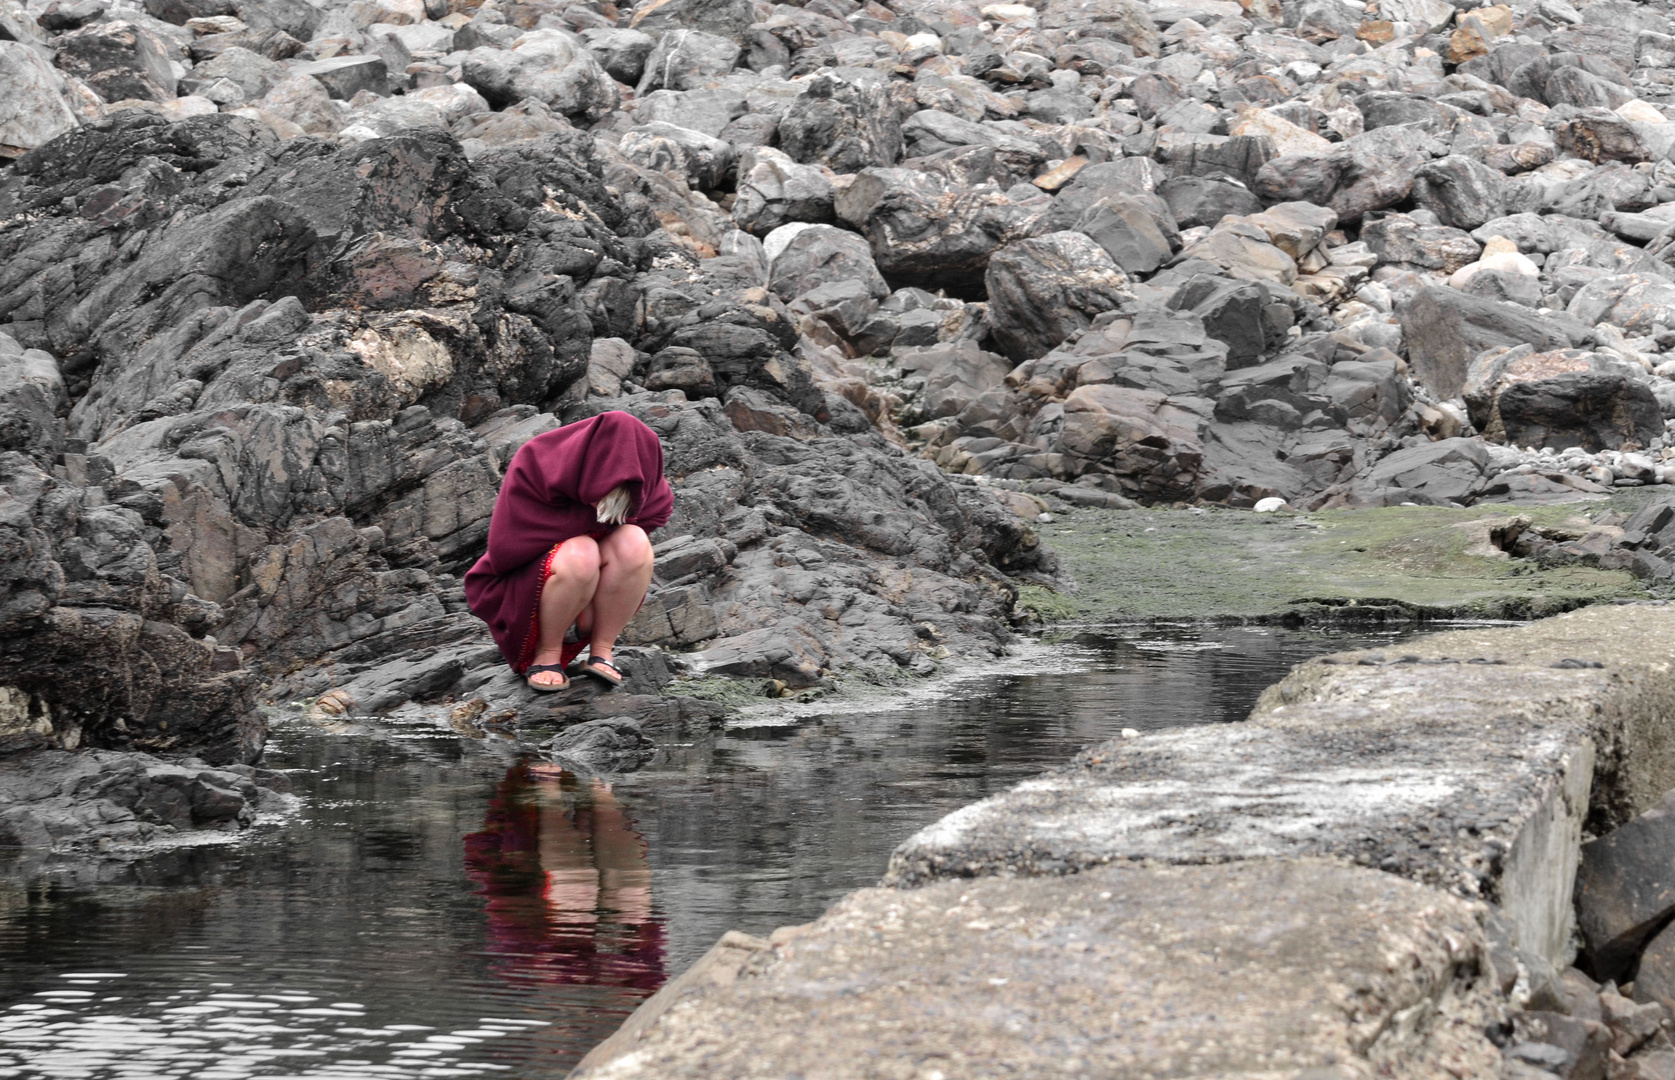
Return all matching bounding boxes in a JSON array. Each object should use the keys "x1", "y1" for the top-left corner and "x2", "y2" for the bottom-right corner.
[{"x1": 0, "y1": 744, "x2": 293, "y2": 853}]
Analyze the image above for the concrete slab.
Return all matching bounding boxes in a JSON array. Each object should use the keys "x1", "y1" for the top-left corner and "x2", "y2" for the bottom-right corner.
[
  {"x1": 571, "y1": 859, "x2": 1503, "y2": 1080},
  {"x1": 885, "y1": 605, "x2": 1675, "y2": 964}
]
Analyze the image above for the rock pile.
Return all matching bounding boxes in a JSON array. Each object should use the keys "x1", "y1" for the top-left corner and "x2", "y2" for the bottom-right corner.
[
  {"x1": 0, "y1": 42, "x2": 1048, "y2": 809},
  {"x1": 4, "y1": 0, "x2": 1675, "y2": 525},
  {"x1": 1512, "y1": 787, "x2": 1675, "y2": 1080},
  {"x1": 1475, "y1": 928, "x2": 1672, "y2": 1079}
]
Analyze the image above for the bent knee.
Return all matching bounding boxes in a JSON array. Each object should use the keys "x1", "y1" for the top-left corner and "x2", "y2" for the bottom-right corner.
[
  {"x1": 611, "y1": 525, "x2": 654, "y2": 569},
  {"x1": 547, "y1": 537, "x2": 602, "y2": 582}
]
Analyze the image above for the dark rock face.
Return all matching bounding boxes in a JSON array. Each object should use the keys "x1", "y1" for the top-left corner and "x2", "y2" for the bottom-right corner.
[
  {"x1": 1578, "y1": 789, "x2": 1675, "y2": 982},
  {"x1": 53, "y1": 21, "x2": 176, "y2": 104},
  {"x1": 1497, "y1": 373, "x2": 1662, "y2": 452},
  {"x1": 778, "y1": 75, "x2": 903, "y2": 175}
]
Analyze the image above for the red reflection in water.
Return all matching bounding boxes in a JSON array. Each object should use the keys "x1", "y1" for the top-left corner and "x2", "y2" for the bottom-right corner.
[{"x1": 465, "y1": 762, "x2": 665, "y2": 991}]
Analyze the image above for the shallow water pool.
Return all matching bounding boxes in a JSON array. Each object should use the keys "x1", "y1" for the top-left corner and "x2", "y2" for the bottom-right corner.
[{"x1": 0, "y1": 623, "x2": 1424, "y2": 1078}]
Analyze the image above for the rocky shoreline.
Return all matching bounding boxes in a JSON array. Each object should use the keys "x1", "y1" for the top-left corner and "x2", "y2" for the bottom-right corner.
[{"x1": 7, "y1": 0, "x2": 1675, "y2": 850}]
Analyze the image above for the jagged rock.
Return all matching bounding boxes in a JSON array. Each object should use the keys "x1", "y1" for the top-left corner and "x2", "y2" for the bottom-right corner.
[
  {"x1": 0, "y1": 42, "x2": 78, "y2": 158},
  {"x1": 1362, "y1": 214, "x2": 1482, "y2": 274},
  {"x1": 619, "y1": 121, "x2": 735, "y2": 191},
  {"x1": 1569, "y1": 275, "x2": 1675, "y2": 335},
  {"x1": 986, "y1": 232, "x2": 1130, "y2": 364},
  {"x1": 1495, "y1": 368, "x2": 1662, "y2": 452},
  {"x1": 250, "y1": 73, "x2": 340, "y2": 133},
  {"x1": 53, "y1": 20, "x2": 177, "y2": 103},
  {"x1": 1400, "y1": 286, "x2": 1580, "y2": 399},
  {"x1": 1322, "y1": 357, "x2": 1413, "y2": 427},
  {"x1": 460, "y1": 30, "x2": 619, "y2": 119},
  {"x1": 767, "y1": 225, "x2": 888, "y2": 304},
  {"x1": 1244, "y1": 202, "x2": 1337, "y2": 260},
  {"x1": 778, "y1": 74, "x2": 904, "y2": 174},
  {"x1": 0, "y1": 746, "x2": 291, "y2": 849},
  {"x1": 1168, "y1": 275, "x2": 1279, "y2": 368},
  {"x1": 581, "y1": 27, "x2": 655, "y2": 86},
  {"x1": 919, "y1": 342, "x2": 1012, "y2": 419},
  {"x1": 1578, "y1": 790, "x2": 1675, "y2": 982},
  {"x1": 731, "y1": 147, "x2": 834, "y2": 235},
  {"x1": 542, "y1": 717, "x2": 654, "y2": 771},
  {"x1": 1332, "y1": 438, "x2": 1493, "y2": 507},
  {"x1": 636, "y1": 28, "x2": 740, "y2": 94},
  {"x1": 192, "y1": 46, "x2": 282, "y2": 101},
  {"x1": 629, "y1": 0, "x2": 755, "y2": 38},
  {"x1": 835, "y1": 167, "x2": 1043, "y2": 292},
  {"x1": 1411, "y1": 155, "x2": 1507, "y2": 231},
  {"x1": 1173, "y1": 219, "x2": 1297, "y2": 286},
  {"x1": 644, "y1": 346, "x2": 718, "y2": 397},
  {"x1": 292, "y1": 54, "x2": 387, "y2": 99},
  {"x1": 1156, "y1": 175, "x2": 1264, "y2": 231},
  {"x1": 1055, "y1": 385, "x2": 1205, "y2": 499},
  {"x1": 1042, "y1": 162, "x2": 1179, "y2": 274}
]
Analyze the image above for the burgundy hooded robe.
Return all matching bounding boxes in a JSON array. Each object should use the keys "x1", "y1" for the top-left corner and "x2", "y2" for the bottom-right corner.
[{"x1": 464, "y1": 411, "x2": 674, "y2": 674}]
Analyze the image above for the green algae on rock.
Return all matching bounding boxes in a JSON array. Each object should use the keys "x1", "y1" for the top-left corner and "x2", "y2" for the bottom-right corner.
[{"x1": 1028, "y1": 501, "x2": 1650, "y2": 623}]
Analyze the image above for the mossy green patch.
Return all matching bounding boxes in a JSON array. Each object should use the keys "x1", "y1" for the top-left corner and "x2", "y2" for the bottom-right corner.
[
  {"x1": 1015, "y1": 583, "x2": 1081, "y2": 622},
  {"x1": 1037, "y1": 500, "x2": 1648, "y2": 623},
  {"x1": 665, "y1": 675, "x2": 773, "y2": 707}
]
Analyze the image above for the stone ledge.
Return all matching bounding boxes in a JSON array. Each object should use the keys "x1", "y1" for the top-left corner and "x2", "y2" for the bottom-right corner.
[
  {"x1": 572, "y1": 605, "x2": 1675, "y2": 1078},
  {"x1": 886, "y1": 605, "x2": 1675, "y2": 964},
  {"x1": 573, "y1": 860, "x2": 1503, "y2": 1080}
]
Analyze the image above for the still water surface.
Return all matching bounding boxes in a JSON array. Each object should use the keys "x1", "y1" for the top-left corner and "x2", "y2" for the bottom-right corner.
[{"x1": 0, "y1": 624, "x2": 1422, "y2": 1079}]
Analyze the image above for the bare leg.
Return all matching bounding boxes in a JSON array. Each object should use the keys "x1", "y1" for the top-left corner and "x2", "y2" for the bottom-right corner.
[
  {"x1": 586, "y1": 525, "x2": 654, "y2": 667},
  {"x1": 527, "y1": 536, "x2": 601, "y2": 688}
]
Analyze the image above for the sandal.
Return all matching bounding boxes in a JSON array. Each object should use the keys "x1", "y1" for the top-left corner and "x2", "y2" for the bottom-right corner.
[
  {"x1": 525, "y1": 664, "x2": 570, "y2": 693},
  {"x1": 569, "y1": 655, "x2": 624, "y2": 688}
]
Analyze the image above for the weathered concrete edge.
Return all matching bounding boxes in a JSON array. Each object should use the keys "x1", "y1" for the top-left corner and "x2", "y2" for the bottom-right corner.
[{"x1": 569, "y1": 605, "x2": 1675, "y2": 1077}]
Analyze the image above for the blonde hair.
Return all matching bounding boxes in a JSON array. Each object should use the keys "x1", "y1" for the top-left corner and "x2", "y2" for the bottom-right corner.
[{"x1": 595, "y1": 483, "x2": 632, "y2": 524}]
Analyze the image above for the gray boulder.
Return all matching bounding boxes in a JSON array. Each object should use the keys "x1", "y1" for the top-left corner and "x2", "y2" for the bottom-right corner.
[
  {"x1": 53, "y1": 20, "x2": 176, "y2": 102},
  {"x1": 1359, "y1": 438, "x2": 1492, "y2": 506},
  {"x1": 1168, "y1": 275, "x2": 1279, "y2": 368},
  {"x1": 1399, "y1": 286, "x2": 1579, "y2": 399},
  {"x1": 630, "y1": 0, "x2": 756, "y2": 38},
  {"x1": 461, "y1": 30, "x2": 619, "y2": 120},
  {"x1": 767, "y1": 225, "x2": 888, "y2": 304},
  {"x1": 778, "y1": 74, "x2": 904, "y2": 174},
  {"x1": 193, "y1": 45, "x2": 282, "y2": 100},
  {"x1": 1321, "y1": 357, "x2": 1414, "y2": 427},
  {"x1": 835, "y1": 167, "x2": 1046, "y2": 293},
  {"x1": 1497, "y1": 370, "x2": 1662, "y2": 452},
  {"x1": 618, "y1": 122, "x2": 735, "y2": 191},
  {"x1": 986, "y1": 232, "x2": 1131, "y2": 364},
  {"x1": 731, "y1": 147, "x2": 834, "y2": 235},
  {"x1": 0, "y1": 42, "x2": 78, "y2": 157},
  {"x1": 292, "y1": 54, "x2": 387, "y2": 100},
  {"x1": 636, "y1": 28, "x2": 740, "y2": 94},
  {"x1": 1411, "y1": 155, "x2": 1507, "y2": 231},
  {"x1": 920, "y1": 342, "x2": 1013, "y2": 419},
  {"x1": 1055, "y1": 385, "x2": 1205, "y2": 500},
  {"x1": 581, "y1": 27, "x2": 655, "y2": 86},
  {"x1": 1362, "y1": 214, "x2": 1481, "y2": 274},
  {"x1": 1577, "y1": 790, "x2": 1675, "y2": 982},
  {"x1": 1157, "y1": 174, "x2": 1263, "y2": 230}
]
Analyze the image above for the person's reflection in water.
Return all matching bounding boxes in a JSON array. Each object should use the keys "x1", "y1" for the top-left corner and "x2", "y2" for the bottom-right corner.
[{"x1": 465, "y1": 762, "x2": 665, "y2": 992}]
